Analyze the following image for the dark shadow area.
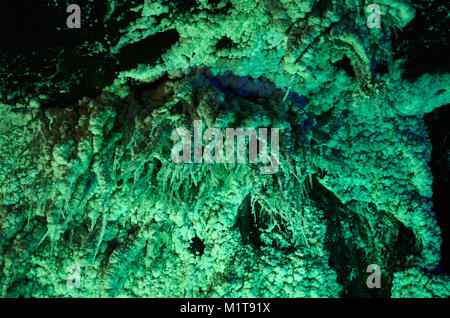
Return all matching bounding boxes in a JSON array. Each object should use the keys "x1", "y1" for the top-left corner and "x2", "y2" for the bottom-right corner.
[
  {"x1": 424, "y1": 104, "x2": 450, "y2": 273},
  {"x1": 235, "y1": 195, "x2": 265, "y2": 250},
  {"x1": 216, "y1": 36, "x2": 234, "y2": 50},
  {"x1": 189, "y1": 235, "x2": 206, "y2": 257},
  {"x1": 333, "y1": 55, "x2": 355, "y2": 78},
  {"x1": 117, "y1": 29, "x2": 180, "y2": 70},
  {"x1": 0, "y1": 1, "x2": 178, "y2": 108},
  {"x1": 311, "y1": 175, "x2": 418, "y2": 298},
  {"x1": 392, "y1": 0, "x2": 449, "y2": 80}
]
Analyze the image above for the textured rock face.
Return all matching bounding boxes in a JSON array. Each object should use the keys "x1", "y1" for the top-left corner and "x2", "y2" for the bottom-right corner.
[{"x1": 0, "y1": 0, "x2": 449, "y2": 297}]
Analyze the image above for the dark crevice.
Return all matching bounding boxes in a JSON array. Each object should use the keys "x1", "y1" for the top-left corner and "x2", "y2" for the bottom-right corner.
[
  {"x1": 332, "y1": 55, "x2": 355, "y2": 78},
  {"x1": 189, "y1": 235, "x2": 205, "y2": 256},
  {"x1": 235, "y1": 194, "x2": 265, "y2": 250},
  {"x1": 100, "y1": 238, "x2": 119, "y2": 268},
  {"x1": 371, "y1": 60, "x2": 389, "y2": 77},
  {"x1": 216, "y1": 36, "x2": 234, "y2": 50},
  {"x1": 311, "y1": 0, "x2": 333, "y2": 16},
  {"x1": 207, "y1": 0, "x2": 233, "y2": 14},
  {"x1": 0, "y1": 1, "x2": 131, "y2": 106},
  {"x1": 424, "y1": 104, "x2": 450, "y2": 273},
  {"x1": 392, "y1": 0, "x2": 449, "y2": 80},
  {"x1": 117, "y1": 29, "x2": 180, "y2": 70},
  {"x1": 131, "y1": 74, "x2": 170, "y2": 103},
  {"x1": 311, "y1": 175, "x2": 416, "y2": 298},
  {"x1": 0, "y1": 2, "x2": 179, "y2": 108},
  {"x1": 161, "y1": 0, "x2": 199, "y2": 15}
]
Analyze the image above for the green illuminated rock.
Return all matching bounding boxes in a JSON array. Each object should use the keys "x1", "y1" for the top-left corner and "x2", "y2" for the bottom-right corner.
[{"x1": 0, "y1": 0, "x2": 449, "y2": 298}]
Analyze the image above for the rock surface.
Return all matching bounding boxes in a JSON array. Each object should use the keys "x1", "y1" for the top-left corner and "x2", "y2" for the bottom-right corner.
[{"x1": 0, "y1": 0, "x2": 449, "y2": 297}]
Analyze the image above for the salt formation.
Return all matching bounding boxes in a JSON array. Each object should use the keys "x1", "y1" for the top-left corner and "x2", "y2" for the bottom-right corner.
[{"x1": 0, "y1": 0, "x2": 448, "y2": 297}]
